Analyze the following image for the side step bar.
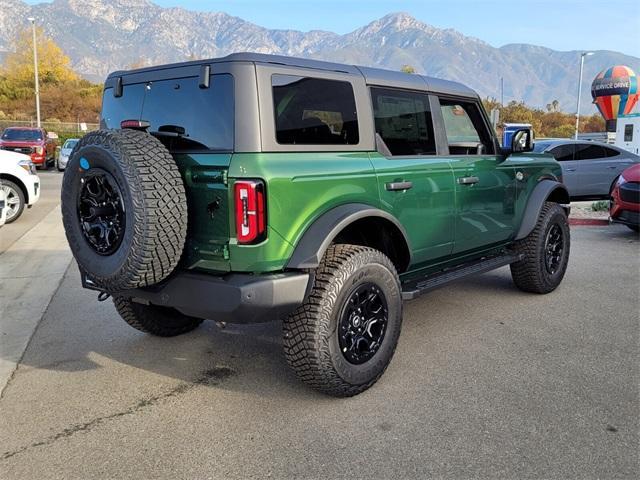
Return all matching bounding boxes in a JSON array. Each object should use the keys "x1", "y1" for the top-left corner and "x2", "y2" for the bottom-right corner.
[{"x1": 401, "y1": 253, "x2": 523, "y2": 300}]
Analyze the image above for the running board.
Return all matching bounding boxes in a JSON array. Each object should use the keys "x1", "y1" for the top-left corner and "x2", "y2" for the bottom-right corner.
[{"x1": 401, "y1": 253, "x2": 523, "y2": 300}]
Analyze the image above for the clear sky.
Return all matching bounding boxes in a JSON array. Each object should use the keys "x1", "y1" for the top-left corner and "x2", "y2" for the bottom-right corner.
[{"x1": 25, "y1": 0, "x2": 640, "y2": 57}]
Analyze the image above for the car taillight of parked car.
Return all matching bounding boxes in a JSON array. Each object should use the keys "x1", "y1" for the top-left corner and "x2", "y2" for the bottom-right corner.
[{"x1": 234, "y1": 180, "x2": 266, "y2": 244}]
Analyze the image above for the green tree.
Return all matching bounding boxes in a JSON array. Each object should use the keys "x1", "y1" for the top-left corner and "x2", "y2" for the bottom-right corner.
[{"x1": 400, "y1": 65, "x2": 416, "y2": 74}]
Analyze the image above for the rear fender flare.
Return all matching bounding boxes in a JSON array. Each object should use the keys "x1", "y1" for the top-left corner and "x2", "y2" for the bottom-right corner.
[{"x1": 286, "y1": 203, "x2": 412, "y2": 270}]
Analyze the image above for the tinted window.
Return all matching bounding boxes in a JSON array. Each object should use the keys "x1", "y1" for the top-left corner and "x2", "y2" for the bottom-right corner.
[
  {"x1": 272, "y1": 75, "x2": 359, "y2": 145},
  {"x1": 1, "y1": 129, "x2": 43, "y2": 141},
  {"x1": 548, "y1": 144, "x2": 574, "y2": 161},
  {"x1": 533, "y1": 141, "x2": 551, "y2": 153},
  {"x1": 371, "y1": 87, "x2": 436, "y2": 156},
  {"x1": 602, "y1": 146, "x2": 620, "y2": 158},
  {"x1": 439, "y1": 100, "x2": 494, "y2": 155},
  {"x1": 574, "y1": 143, "x2": 606, "y2": 160},
  {"x1": 624, "y1": 124, "x2": 633, "y2": 142},
  {"x1": 101, "y1": 74, "x2": 234, "y2": 151}
]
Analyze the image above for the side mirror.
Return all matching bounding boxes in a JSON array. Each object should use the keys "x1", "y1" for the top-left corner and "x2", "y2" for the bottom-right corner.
[{"x1": 510, "y1": 128, "x2": 533, "y2": 153}]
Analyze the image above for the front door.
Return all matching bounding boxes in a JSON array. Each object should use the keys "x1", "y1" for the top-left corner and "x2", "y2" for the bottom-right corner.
[
  {"x1": 436, "y1": 98, "x2": 517, "y2": 254},
  {"x1": 368, "y1": 87, "x2": 456, "y2": 267}
]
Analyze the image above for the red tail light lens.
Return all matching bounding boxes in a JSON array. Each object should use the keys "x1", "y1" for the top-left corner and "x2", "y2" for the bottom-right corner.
[{"x1": 234, "y1": 180, "x2": 266, "y2": 244}]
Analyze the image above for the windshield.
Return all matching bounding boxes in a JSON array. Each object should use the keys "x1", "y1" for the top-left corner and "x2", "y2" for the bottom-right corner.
[
  {"x1": 63, "y1": 139, "x2": 79, "y2": 149},
  {"x1": 1, "y1": 129, "x2": 43, "y2": 141},
  {"x1": 533, "y1": 141, "x2": 551, "y2": 153}
]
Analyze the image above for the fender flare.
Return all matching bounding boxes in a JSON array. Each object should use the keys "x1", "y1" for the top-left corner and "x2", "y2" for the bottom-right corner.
[
  {"x1": 286, "y1": 203, "x2": 412, "y2": 270},
  {"x1": 515, "y1": 180, "x2": 570, "y2": 240}
]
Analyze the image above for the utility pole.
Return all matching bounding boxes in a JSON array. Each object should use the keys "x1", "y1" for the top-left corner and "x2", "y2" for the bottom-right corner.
[
  {"x1": 500, "y1": 77, "x2": 504, "y2": 107},
  {"x1": 27, "y1": 17, "x2": 41, "y2": 128},
  {"x1": 575, "y1": 52, "x2": 594, "y2": 140}
]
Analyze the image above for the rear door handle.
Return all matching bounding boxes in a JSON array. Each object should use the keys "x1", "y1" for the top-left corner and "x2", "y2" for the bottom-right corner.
[
  {"x1": 565, "y1": 168, "x2": 577, "y2": 172},
  {"x1": 385, "y1": 181, "x2": 413, "y2": 191},
  {"x1": 457, "y1": 176, "x2": 479, "y2": 185}
]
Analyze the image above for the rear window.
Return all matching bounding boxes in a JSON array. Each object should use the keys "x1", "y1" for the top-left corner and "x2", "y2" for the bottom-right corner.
[
  {"x1": 1, "y1": 129, "x2": 43, "y2": 141},
  {"x1": 272, "y1": 75, "x2": 359, "y2": 145},
  {"x1": 533, "y1": 142, "x2": 551, "y2": 153},
  {"x1": 101, "y1": 74, "x2": 234, "y2": 152}
]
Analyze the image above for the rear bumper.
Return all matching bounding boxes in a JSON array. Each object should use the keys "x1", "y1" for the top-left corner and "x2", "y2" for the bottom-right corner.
[{"x1": 84, "y1": 270, "x2": 311, "y2": 324}]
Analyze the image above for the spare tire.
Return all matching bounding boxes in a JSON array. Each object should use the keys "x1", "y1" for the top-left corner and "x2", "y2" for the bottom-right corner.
[{"x1": 61, "y1": 129, "x2": 187, "y2": 292}]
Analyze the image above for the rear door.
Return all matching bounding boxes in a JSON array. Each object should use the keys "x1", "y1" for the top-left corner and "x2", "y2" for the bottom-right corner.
[
  {"x1": 368, "y1": 87, "x2": 456, "y2": 266},
  {"x1": 576, "y1": 144, "x2": 633, "y2": 196},
  {"x1": 435, "y1": 97, "x2": 516, "y2": 254},
  {"x1": 101, "y1": 72, "x2": 235, "y2": 272}
]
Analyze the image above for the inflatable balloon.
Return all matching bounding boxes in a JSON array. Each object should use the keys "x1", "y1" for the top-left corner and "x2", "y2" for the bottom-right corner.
[{"x1": 591, "y1": 65, "x2": 639, "y2": 130}]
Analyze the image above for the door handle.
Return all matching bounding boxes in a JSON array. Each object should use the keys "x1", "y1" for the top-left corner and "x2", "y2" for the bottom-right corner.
[
  {"x1": 457, "y1": 176, "x2": 479, "y2": 185},
  {"x1": 385, "y1": 181, "x2": 413, "y2": 191},
  {"x1": 565, "y1": 168, "x2": 577, "y2": 172},
  {"x1": 607, "y1": 165, "x2": 618, "y2": 169}
]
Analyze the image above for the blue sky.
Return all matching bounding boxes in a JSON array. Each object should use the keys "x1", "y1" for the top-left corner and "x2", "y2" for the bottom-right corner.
[{"x1": 26, "y1": 0, "x2": 640, "y2": 56}]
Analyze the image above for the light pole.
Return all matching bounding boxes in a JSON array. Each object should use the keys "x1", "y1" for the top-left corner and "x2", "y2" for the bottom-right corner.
[
  {"x1": 574, "y1": 51, "x2": 594, "y2": 140},
  {"x1": 27, "y1": 17, "x2": 41, "y2": 128}
]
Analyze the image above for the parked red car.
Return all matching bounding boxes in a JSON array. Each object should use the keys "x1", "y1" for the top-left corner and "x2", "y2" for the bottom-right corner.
[
  {"x1": 610, "y1": 163, "x2": 640, "y2": 232},
  {"x1": 0, "y1": 127, "x2": 57, "y2": 169}
]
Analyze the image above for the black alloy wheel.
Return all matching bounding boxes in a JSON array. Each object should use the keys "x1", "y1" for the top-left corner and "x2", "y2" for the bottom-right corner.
[
  {"x1": 543, "y1": 223, "x2": 564, "y2": 275},
  {"x1": 338, "y1": 283, "x2": 389, "y2": 364},
  {"x1": 77, "y1": 169, "x2": 126, "y2": 256}
]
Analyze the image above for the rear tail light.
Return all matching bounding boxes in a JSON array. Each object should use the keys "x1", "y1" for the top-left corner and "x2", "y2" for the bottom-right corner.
[
  {"x1": 234, "y1": 180, "x2": 266, "y2": 244},
  {"x1": 120, "y1": 119, "x2": 150, "y2": 130}
]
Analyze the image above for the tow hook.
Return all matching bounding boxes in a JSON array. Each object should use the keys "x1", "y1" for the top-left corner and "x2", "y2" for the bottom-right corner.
[{"x1": 97, "y1": 291, "x2": 111, "y2": 302}]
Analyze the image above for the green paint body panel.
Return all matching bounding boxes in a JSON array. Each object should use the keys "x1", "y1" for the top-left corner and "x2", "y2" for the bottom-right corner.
[{"x1": 177, "y1": 149, "x2": 561, "y2": 277}]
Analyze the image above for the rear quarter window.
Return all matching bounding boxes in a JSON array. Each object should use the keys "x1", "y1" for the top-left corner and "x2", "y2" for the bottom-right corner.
[
  {"x1": 101, "y1": 74, "x2": 234, "y2": 152},
  {"x1": 272, "y1": 74, "x2": 359, "y2": 145}
]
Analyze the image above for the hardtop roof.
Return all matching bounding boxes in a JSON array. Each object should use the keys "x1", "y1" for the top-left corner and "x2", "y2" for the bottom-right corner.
[{"x1": 106, "y1": 52, "x2": 478, "y2": 99}]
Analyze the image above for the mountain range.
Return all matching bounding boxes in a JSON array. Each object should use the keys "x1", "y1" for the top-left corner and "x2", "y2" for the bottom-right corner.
[{"x1": 1, "y1": 0, "x2": 638, "y2": 112}]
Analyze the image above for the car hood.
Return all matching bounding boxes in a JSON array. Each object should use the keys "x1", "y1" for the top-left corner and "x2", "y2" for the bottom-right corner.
[
  {"x1": 0, "y1": 140, "x2": 43, "y2": 147},
  {"x1": 621, "y1": 163, "x2": 640, "y2": 183},
  {"x1": 0, "y1": 149, "x2": 32, "y2": 166}
]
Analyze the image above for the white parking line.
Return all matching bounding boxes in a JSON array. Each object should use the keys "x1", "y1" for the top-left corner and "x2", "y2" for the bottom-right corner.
[{"x1": 0, "y1": 206, "x2": 72, "y2": 396}]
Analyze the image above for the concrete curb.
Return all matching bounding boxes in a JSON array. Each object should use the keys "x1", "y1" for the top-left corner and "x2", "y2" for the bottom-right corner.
[
  {"x1": 569, "y1": 218, "x2": 610, "y2": 226},
  {"x1": 0, "y1": 206, "x2": 73, "y2": 397}
]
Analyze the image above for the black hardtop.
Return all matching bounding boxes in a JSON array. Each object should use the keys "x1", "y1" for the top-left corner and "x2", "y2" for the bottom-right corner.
[{"x1": 105, "y1": 52, "x2": 478, "y2": 99}]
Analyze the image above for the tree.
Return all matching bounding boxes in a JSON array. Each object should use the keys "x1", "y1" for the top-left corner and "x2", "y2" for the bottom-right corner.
[
  {"x1": 2, "y1": 26, "x2": 77, "y2": 86},
  {"x1": 400, "y1": 65, "x2": 416, "y2": 74}
]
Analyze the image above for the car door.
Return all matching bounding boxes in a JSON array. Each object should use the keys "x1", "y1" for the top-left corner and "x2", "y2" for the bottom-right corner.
[
  {"x1": 547, "y1": 144, "x2": 579, "y2": 195},
  {"x1": 577, "y1": 144, "x2": 635, "y2": 196},
  {"x1": 435, "y1": 97, "x2": 516, "y2": 254},
  {"x1": 368, "y1": 87, "x2": 456, "y2": 267}
]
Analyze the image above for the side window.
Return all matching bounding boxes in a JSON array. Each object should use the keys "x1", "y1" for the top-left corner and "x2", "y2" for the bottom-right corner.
[
  {"x1": 370, "y1": 87, "x2": 436, "y2": 156},
  {"x1": 439, "y1": 99, "x2": 494, "y2": 155},
  {"x1": 624, "y1": 124, "x2": 633, "y2": 142},
  {"x1": 549, "y1": 145, "x2": 575, "y2": 161},
  {"x1": 602, "y1": 146, "x2": 620, "y2": 158},
  {"x1": 272, "y1": 75, "x2": 359, "y2": 145},
  {"x1": 574, "y1": 144, "x2": 605, "y2": 160}
]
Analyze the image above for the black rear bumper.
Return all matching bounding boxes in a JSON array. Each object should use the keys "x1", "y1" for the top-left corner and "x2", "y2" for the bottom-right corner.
[{"x1": 83, "y1": 270, "x2": 310, "y2": 324}]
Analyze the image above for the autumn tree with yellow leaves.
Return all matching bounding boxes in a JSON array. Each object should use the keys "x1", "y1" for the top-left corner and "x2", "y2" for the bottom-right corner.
[{"x1": 0, "y1": 27, "x2": 101, "y2": 123}]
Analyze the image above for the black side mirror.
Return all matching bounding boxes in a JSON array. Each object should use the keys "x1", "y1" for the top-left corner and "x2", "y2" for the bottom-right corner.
[{"x1": 510, "y1": 128, "x2": 533, "y2": 153}]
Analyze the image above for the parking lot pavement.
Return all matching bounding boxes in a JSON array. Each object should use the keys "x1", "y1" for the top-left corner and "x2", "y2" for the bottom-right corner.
[
  {"x1": 0, "y1": 224, "x2": 637, "y2": 479},
  {"x1": 0, "y1": 170, "x2": 63, "y2": 254}
]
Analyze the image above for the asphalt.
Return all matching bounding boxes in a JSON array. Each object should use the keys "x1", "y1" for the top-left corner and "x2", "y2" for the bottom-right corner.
[{"x1": 0, "y1": 219, "x2": 638, "y2": 478}]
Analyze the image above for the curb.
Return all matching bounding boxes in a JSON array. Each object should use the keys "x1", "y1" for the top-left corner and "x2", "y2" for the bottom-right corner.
[{"x1": 569, "y1": 218, "x2": 610, "y2": 226}]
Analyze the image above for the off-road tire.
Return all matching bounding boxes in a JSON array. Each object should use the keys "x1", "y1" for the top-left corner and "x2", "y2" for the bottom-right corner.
[
  {"x1": 61, "y1": 129, "x2": 187, "y2": 292},
  {"x1": 113, "y1": 297, "x2": 204, "y2": 337},
  {"x1": 283, "y1": 244, "x2": 403, "y2": 397},
  {"x1": 1, "y1": 179, "x2": 26, "y2": 224},
  {"x1": 510, "y1": 202, "x2": 570, "y2": 294}
]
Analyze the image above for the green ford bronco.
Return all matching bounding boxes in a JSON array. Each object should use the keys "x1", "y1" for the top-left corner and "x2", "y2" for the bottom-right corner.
[{"x1": 61, "y1": 53, "x2": 570, "y2": 397}]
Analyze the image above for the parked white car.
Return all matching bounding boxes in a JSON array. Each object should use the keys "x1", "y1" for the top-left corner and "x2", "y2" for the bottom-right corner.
[
  {"x1": 0, "y1": 150, "x2": 40, "y2": 223},
  {"x1": 0, "y1": 188, "x2": 7, "y2": 227},
  {"x1": 56, "y1": 138, "x2": 79, "y2": 171}
]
